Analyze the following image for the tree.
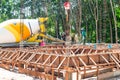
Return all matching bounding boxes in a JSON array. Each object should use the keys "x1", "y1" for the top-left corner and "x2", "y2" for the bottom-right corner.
[{"x1": 0, "y1": 0, "x2": 120, "y2": 43}]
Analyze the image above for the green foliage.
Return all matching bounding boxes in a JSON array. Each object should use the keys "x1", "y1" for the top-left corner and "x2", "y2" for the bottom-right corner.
[
  {"x1": 0, "y1": 0, "x2": 120, "y2": 43},
  {"x1": 0, "y1": 0, "x2": 20, "y2": 22},
  {"x1": 115, "y1": 5, "x2": 120, "y2": 28},
  {"x1": 47, "y1": 15, "x2": 56, "y2": 36}
]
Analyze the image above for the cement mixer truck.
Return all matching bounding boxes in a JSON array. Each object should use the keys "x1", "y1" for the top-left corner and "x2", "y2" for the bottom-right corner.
[{"x1": 0, "y1": 18, "x2": 64, "y2": 47}]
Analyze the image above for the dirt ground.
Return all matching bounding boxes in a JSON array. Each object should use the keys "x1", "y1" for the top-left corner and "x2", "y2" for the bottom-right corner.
[{"x1": 0, "y1": 68, "x2": 38, "y2": 80}]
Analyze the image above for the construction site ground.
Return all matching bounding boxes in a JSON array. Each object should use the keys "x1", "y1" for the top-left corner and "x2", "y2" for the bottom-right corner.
[
  {"x1": 0, "y1": 43, "x2": 120, "y2": 80},
  {"x1": 0, "y1": 68, "x2": 36, "y2": 80},
  {"x1": 1, "y1": 67, "x2": 120, "y2": 80}
]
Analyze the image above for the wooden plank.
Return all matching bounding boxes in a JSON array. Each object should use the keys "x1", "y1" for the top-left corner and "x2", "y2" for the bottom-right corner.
[
  {"x1": 89, "y1": 56, "x2": 97, "y2": 65},
  {"x1": 81, "y1": 49, "x2": 85, "y2": 54},
  {"x1": 111, "y1": 54, "x2": 120, "y2": 63},
  {"x1": 100, "y1": 55, "x2": 110, "y2": 64},
  {"x1": 43, "y1": 55, "x2": 51, "y2": 65},
  {"x1": 57, "y1": 57, "x2": 66, "y2": 69},
  {"x1": 26, "y1": 53, "x2": 36, "y2": 62},
  {"x1": 35, "y1": 54, "x2": 44, "y2": 63},
  {"x1": 71, "y1": 57, "x2": 80, "y2": 73},
  {"x1": 50, "y1": 56, "x2": 59, "y2": 66},
  {"x1": 109, "y1": 54, "x2": 120, "y2": 67},
  {"x1": 78, "y1": 57, "x2": 87, "y2": 66}
]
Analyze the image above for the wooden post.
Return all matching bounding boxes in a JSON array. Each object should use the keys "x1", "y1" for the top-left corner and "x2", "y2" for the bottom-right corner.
[
  {"x1": 84, "y1": 66, "x2": 86, "y2": 78},
  {"x1": 97, "y1": 66, "x2": 99, "y2": 80},
  {"x1": 65, "y1": 71, "x2": 69, "y2": 80},
  {"x1": 77, "y1": 72, "x2": 78, "y2": 80},
  {"x1": 52, "y1": 69, "x2": 54, "y2": 80}
]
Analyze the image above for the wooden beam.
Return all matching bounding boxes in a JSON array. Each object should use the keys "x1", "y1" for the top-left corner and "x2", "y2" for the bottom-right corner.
[
  {"x1": 78, "y1": 57, "x2": 87, "y2": 66},
  {"x1": 57, "y1": 57, "x2": 66, "y2": 69}
]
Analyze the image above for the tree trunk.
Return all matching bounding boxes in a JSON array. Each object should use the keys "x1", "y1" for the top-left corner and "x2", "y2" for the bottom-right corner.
[
  {"x1": 110, "y1": 0, "x2": 118, "y2": 43},
  {"x1": 95, "y1": 0, "x2": 98, "y2": 43},
  {"x1": 109, "y1": 19, "x2": 113, "y2": 43},
  {"x1": 99, "y1": 5, "x2": 102, "y2": 43},
  {"x1": 77, "y1": 0, "x2": 82, "y2": 37},
  {"x1": 102, "y1": 0, "x2": 108, "y2": 42}
]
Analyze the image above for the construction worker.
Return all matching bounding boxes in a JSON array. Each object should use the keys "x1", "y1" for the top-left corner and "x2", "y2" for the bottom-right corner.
[
  {"x1": 81, "y1": 28, "x2": 86, "y2": 44},
  {"x1": 40, "y1": 40, "x2": 46, "y2": 46}
]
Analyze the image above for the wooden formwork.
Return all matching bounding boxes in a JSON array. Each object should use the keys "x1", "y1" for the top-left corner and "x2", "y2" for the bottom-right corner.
[{"x1": 0, "y1": 44, "x2": 120, "y2": 80}]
